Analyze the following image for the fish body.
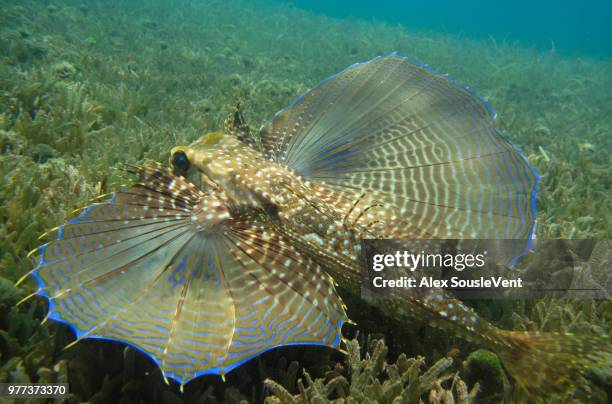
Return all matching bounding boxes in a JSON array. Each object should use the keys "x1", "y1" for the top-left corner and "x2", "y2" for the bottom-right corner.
[
  {"x1": 24, "y1": 55, "x2": 609, "y2": 395},
  {"x1": 172, "y1": 130, "x2": 603, "y2": 397},
  {"x1": 172, "y1": 132, "x2": 366, "y2": 259}
]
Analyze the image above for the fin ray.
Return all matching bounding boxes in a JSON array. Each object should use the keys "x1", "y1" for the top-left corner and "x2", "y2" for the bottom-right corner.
[
  {"x1": 261, "y1": 55, "x2": 539, "y2": 256},
  {"x1": 30, "y1": 166, "x2": 347, "y2": 384}
]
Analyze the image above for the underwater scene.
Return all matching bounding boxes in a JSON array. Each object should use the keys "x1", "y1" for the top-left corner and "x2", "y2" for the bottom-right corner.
[{"x1": 0, "y1": 0, "x2": 610, "y2": 403}]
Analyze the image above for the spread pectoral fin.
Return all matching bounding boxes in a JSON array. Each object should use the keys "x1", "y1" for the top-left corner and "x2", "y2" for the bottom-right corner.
[
  {"x1": 31, "y1": 166, "x2": 347, "y2": 384},
  {"x1": 261, "y1": 55, "x2": 539, "y2": 263}
]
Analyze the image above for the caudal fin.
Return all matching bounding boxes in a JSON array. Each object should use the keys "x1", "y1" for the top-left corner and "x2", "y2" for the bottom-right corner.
[{"x1": 496, "y1": 330, "x2": 610, "y2": 397}]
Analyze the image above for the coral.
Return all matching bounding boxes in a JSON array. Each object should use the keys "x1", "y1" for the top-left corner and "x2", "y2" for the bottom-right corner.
[
  {"x1": 264, "y1": 338, "x2": 479, "y2": 403},
  {"x1": 464, "y1": 350, "x2": 507, "y2": 400},
  {"x1": 52, "y1": 61, "x2": 77, "y2": 80}
]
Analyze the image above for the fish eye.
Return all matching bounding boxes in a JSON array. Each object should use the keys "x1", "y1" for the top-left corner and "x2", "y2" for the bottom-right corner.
[{"x1": 172, "y1": 151, "x2": 190, "y2": 173}]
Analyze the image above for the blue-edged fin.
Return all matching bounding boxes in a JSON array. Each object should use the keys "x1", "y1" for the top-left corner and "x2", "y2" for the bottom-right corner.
[
  {"x1": 29, "y1": 165, "x2": 347, "y2": 384},
  {"x1": 261, "y1": 54, "x2": 539, "y2": 262}
]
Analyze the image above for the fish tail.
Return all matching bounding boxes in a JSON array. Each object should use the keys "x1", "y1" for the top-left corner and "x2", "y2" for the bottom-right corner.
[{"x1": 493, "y1": 329, "x2": 609, "y2": 396}]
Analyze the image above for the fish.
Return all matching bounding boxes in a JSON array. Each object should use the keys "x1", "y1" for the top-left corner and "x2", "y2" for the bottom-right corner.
[{"x1": 21, "y1": 54, "x2": 609, "y2": 395}]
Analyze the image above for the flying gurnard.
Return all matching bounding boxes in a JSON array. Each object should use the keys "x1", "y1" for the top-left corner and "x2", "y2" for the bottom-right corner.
[{"x1": 19, "y1": 55, "x2": 609, "y2": 396}]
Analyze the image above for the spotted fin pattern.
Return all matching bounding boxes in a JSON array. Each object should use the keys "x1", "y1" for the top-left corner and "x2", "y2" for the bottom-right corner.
[
  {"x1": 30, "y1": 166, "x2": 347, "y2": 384},
  {"x1": 261, "y1": 54, "x2": 539, "y2": 262}
]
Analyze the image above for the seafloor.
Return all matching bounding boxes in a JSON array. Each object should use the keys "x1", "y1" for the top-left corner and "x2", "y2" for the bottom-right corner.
[{"x1": 0, "y1": 0, "x2": 609, "y2": 403}]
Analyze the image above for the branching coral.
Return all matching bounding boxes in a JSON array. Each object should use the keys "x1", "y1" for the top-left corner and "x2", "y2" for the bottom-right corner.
[{"x1": 263, "y1": 338, "x2": 479, "y2": 404}]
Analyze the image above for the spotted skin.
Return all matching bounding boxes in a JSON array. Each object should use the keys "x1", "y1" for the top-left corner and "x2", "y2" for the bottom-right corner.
[
  {"x1": 27, "y1": 55, "x2": 609, "y2": 394},
  {"x1": 31, "y1": 165, "x2": 347, "y2": 384}
]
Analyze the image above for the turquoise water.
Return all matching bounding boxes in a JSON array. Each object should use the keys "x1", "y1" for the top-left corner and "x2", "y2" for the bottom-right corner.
[{"x1": 293, "y1": 0, "x2": 612, "y2": 58}]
